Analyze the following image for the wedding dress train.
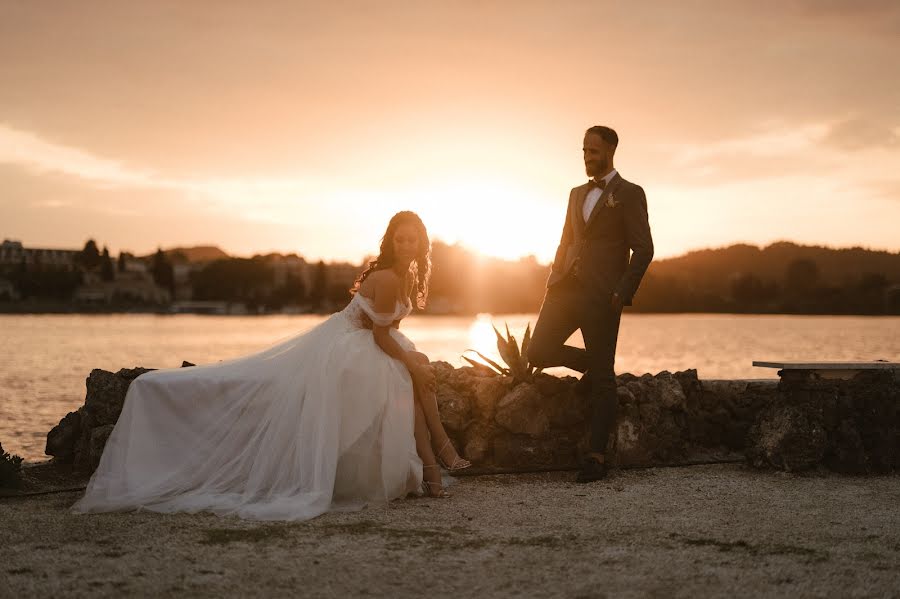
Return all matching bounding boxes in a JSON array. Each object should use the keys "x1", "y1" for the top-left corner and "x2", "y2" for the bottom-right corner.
[{"x1": 73, "y1": 293, "x2": 423, "y2": 521}]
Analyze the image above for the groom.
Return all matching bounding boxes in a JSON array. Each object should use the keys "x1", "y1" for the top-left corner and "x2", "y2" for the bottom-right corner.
[{"x1": 528, "y1": 125, "x2": 654, "y2": 483}]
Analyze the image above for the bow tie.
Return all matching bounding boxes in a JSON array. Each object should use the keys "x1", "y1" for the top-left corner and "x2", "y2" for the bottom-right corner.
[{"x1": 588, "y1": 178, "x2": 607, "y2": 191}]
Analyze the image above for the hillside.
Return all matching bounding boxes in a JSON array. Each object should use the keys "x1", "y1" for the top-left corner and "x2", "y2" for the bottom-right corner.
[
  {"x1": 631, "y1": 242, "x2": 900, "y2": 314},
  {"x1": 650, "y1": 242, "x2": 900, "y2": 287},
  {"x1": 157, "y1": 246, "x2": 230, "y2": 263}
]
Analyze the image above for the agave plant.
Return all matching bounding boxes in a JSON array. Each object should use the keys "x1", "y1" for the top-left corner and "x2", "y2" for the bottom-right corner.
[{"x1": 462, "y1": 322, "x2": 542, "y2": 383}]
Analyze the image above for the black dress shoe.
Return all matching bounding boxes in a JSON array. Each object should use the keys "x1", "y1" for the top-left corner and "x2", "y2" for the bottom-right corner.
[{"x1": 575, "y1": 457, "x2": 608, "y2": 483}]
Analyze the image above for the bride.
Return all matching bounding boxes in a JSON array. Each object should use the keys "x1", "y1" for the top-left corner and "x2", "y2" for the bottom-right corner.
[{"x1": 73, "y1": 210, "x2": 470, "y2": 521}]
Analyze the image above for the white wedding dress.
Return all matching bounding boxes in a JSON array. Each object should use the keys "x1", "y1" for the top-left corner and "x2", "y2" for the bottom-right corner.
[{"x1": 73, "y1": 293, "x2": 423, "y2": 521}]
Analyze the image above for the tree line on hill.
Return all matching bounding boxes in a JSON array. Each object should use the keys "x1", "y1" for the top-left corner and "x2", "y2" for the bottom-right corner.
[
  {"x1": 630, "y1": 242, "x2": 900, "y2": 314},
  {"x1": 2, "y1": 239, "x2": 898, "y2": 315}
]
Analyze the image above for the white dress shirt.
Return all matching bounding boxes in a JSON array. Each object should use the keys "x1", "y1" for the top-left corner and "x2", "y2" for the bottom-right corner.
[{"x1": 582, "y1": 169, "x2": 618, "y2": 222}]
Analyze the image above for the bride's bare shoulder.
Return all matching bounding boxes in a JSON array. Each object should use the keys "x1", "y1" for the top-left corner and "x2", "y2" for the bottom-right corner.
[
  {"x1": 358, "y1": 269, "x2": 400, "y2": 302},
  {"x1": 360, "y1": 269, "x2": 400, "y2": 289}
]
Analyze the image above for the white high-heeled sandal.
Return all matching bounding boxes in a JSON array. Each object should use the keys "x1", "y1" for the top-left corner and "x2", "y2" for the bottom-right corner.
[
  {"x1": 436, "y1": 438, "x2": 471, "y2": 472},
  {"x1": 421, "y1": 464, "x2": 450, "y2": 498}
]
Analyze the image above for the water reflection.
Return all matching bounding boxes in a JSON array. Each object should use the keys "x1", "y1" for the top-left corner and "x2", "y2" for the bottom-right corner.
[
  {"x1": 467, "y1": 314, "x2": 495, "y2": 354},
  {"x1": 2, "y1": 313, "x2": 898, "y2": 461}
]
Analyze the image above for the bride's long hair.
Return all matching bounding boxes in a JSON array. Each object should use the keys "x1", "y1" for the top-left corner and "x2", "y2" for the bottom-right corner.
[{"x1": 350, "y1": 211, "x2": 431, "y2": 309}]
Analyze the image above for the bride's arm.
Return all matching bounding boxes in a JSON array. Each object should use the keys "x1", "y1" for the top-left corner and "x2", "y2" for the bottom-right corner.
[{"x1": 369, "y1": 271, "x2": 435, "y2": 389}]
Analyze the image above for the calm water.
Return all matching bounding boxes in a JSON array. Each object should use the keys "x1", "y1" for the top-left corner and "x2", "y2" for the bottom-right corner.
[{"x1": 2, "y1": 313, "x2": 898, "y2": 461}]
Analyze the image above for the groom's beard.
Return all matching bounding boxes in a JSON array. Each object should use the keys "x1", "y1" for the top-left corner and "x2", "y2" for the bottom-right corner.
[{"x1": 585, "y1": 158, "x2": 607, "y2": 178}]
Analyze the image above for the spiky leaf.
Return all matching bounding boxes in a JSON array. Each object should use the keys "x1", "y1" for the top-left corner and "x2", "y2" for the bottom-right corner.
[
  {"x1": 504, "y1": 323, "x2": 522, "y2": 364},
  {"x1": 521, "y1": 323, "x2": 532, "y2": 362},
  {"x1": 463, "y1": 350, "x2": 509, "y2": 375},
  {"x1": 492, "y1": 325, "x2": 515, "y2": 368},
  {"x1": 462, "y1": 356, "x2": 503, "y2": 375}
]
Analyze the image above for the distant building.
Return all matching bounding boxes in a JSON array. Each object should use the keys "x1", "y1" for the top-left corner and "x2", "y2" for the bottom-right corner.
[
  {"x1": 120, "y1": 256, "x2": 149, "y2": 274},
  {"x1": 74, "y1": 268, "x2": 171, "y2": 305},
  {"x1": 72, "y1": 254, "x2": 171, "y2": 305},
  {"x1": 0, "y1": 277, "x2": 19, "y2": 301},
  {"x1": 0, "y1": 239, "x2": 79, "y2": 271},
  {"x1": 172, "y1": 263, "x2": 196, "y2": 301}
]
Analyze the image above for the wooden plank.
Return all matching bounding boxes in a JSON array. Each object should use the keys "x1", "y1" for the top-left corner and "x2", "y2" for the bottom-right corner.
[{"x1": 752, "y1": 361, "x2": 899, "y2": 370}]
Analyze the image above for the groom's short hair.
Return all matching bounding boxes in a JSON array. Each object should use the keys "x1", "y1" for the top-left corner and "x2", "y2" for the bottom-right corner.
[{"x1": 586, "y1": 125, "x2": 618, "y2": 149}]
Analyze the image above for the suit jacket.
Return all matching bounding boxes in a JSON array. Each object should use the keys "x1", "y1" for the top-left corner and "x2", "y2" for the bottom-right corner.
[{"x1": 546, "y1": 172, "x2": 654, "y2": 305}]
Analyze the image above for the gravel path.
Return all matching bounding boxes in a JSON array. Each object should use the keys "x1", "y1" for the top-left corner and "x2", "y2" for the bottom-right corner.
[{"x1": 2, "y1": 464, "x2": 899, "y2": 598}]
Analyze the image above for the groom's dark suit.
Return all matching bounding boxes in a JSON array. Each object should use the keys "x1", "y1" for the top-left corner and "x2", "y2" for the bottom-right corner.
[{"x1": 529, "y1": 171, "x2": 653, "y2": 454}]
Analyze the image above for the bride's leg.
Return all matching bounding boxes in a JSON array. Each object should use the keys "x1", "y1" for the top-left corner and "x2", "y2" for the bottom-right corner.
[
  {"x1": 413, "y1": 400, "x2": 435, "y2": 464},
  {"x1": 409, "y1": 353, "x2": 467, "y2": 467},
  {"x1": 417, "y1": 386, "x2": 454, "y2": 452},
  {"x1": 414, "y1": 402, "x2": 441, "y2": 488}
]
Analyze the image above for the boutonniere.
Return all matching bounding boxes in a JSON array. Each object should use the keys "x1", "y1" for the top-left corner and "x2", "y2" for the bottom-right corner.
[{"x1": 604, "y1": 193, "x2": 619, "y2": 208}]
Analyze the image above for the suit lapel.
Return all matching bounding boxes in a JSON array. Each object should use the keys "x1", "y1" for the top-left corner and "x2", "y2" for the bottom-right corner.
[{"x1": 584, "y1": 172, "x2": 623, "y2": 232}]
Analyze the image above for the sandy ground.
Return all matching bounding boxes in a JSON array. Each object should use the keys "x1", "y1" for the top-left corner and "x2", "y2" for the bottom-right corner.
[{"x1": 1, "y1": 463, "x2": 899, "y2": 599}]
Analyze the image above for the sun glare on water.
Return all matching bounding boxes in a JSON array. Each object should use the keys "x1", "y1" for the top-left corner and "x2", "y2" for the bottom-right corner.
[
  {"x1": 466, "y1": 314, "x2": 500, "y2": 364},
  {"x1": 464, "y1": 314, "x2": 545, "y2": 371}
]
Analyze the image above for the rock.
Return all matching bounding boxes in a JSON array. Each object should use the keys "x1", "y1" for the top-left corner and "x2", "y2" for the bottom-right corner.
[
  {"x1": 746, "y1": 370, "x2": 898, "y2": 473},
  {"x1": 534, "y1": 373, "x2": 573, "y2": 398},
  {"x1": 495, "y1": 383, "x2": 550, "y2": 438},
  {"x1": 88, "y1": 424, "x2": 115, "y2": 471},
  {"x1": 492, "y1": 434, "x2": 579, "y2": 470},
  {"x1": 650, "y1": 371, "x2": 687, "y2": 410},
  {"x1": 691, "y1": 379, "x2": 778, "y2": 450},
  {"x1": 462, "y1": 423, "x2": 492, "y2": 463},
  {"x1": 83, "y1": 367, "x2": 152, "y2": 427},
  {"x1": 47, "y1": 367, "x2": 153, "y2": 472},
  {"x1": 435, "y1": 386, "x2": 471, "y2": 434},
  {"x1": 674, "y1": 369, "x2": 701, "y2": 400},
  {"x1": 612, "y1": 416, "x2": 652, "y2": 465},
  {"x1": 546, "y1": 384, "x2": 590, "y2": 429},
  {"x1": 45, "y1": 409, "x2": 82, "y2": 462},
  {"x1": 828, "y1": 419, "x2": 867, "y2": 474},
  {"x1": 470, "y1": 377, "x2": 508, "y2": 422},
  {"x1": 746, "y1": 403, "x2": 828, "y2": 471}
]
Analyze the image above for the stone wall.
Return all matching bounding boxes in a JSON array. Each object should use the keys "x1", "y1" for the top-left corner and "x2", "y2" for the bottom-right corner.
[
  {"x1": 46, "y1": 363, "x2": 783, "y2": 474},
  {"x1": 432, "y1": 362, "x2": 777, "y2": 471},
  {"x1": 747, "y1": 369, "x2": 899, "y2": 473}
]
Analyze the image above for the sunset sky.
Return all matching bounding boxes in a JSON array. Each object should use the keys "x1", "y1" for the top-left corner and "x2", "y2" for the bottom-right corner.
[{"x1": 1, "y1": 1, "x2": 898, "y2": 263}]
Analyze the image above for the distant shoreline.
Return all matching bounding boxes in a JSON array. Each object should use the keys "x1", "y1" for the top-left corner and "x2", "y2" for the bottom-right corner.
[{"x1": 2, "y1": 304, "x2": 899, "y2": 318}]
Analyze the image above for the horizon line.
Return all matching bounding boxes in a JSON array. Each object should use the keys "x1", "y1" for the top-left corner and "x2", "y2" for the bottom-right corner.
[{"x1": 4, "y1": 236, "x2": 900, "y2": 266}]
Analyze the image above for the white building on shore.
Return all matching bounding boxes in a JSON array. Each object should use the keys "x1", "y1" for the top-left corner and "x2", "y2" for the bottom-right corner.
[{"x1": 0, "y1": 239, "x2": 80, "y2": 271}]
